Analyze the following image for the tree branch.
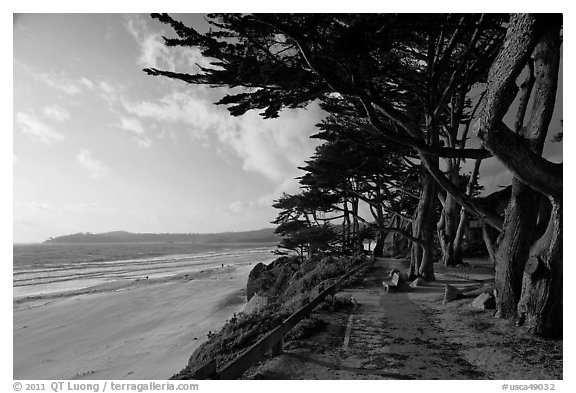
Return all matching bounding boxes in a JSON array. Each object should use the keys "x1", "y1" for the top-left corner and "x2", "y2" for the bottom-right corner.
[
  {"x1": 432, "y1": 14, "x2": 485, "y2": 122},
  {"x1": 473, "y1": 14, "x2": 562, "y2": 200},
  {"x1": 418, "y1": 151, "x2": 503, "y2": 231},
  {"x1": 384, "y1": 226, "x2": 425, "y2": 246},
  {"x1": 359, "y1": 96, "x2": 492, "y2": 159}
]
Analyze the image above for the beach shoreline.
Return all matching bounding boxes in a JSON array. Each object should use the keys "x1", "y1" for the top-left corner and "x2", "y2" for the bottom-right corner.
[{"x1": 13, "y1": 251, "x2": 272, "y2": 380}]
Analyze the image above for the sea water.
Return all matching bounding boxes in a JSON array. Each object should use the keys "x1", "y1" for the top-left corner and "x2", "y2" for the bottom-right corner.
[{"x1": 13, "y1": 242, "x2": 277, "y2": 299}]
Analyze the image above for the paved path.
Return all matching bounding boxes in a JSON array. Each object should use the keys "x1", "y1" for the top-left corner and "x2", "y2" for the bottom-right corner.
[{"x1": 242, "y1": 257, "x2": 561, "y2": 380}]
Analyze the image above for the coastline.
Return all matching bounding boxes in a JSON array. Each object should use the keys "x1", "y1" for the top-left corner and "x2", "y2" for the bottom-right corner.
[{"x1": 13, "y1": 253, "x2": 271, "y2": 380}]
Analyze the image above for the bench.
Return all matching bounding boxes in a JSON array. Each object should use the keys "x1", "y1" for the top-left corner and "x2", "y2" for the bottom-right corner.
[{"x1": 382, "y1": 272, "x2": 401, "y2": 292}]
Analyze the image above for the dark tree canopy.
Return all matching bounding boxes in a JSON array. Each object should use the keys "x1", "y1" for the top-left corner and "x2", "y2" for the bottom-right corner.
[{"x1": 144, "y1": 13, "x2": 562, "y2": 337}]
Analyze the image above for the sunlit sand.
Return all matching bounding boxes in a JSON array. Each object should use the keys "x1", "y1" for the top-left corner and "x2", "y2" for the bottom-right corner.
[{"x1": 13, "y1": 248, "x2": 276, "y2": 379}]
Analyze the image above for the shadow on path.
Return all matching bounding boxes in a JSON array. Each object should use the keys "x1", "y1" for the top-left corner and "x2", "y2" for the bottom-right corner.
[{"x1": 245, "y1": 258, "x2": 487, "y2": 380}]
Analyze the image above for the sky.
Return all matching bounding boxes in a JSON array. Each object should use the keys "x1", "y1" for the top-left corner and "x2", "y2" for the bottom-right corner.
[
  {"x1": 12, "y1": 13, "x2": 563, "y2": 244},
  {"x1": 13, "y1": 14, "x2": 325, "y2": 243}
]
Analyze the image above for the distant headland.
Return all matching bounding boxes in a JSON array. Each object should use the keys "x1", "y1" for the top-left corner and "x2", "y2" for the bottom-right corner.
[{"x1": 44, "y1": 229, "x2": 279, "y2": 245}]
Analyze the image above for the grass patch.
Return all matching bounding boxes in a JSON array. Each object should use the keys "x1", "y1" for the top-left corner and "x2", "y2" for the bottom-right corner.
[
  {"x1": 285, "y1": 317, "x2": 326, "y2": 341},
  {"x1": 318, "y1": 294, "x2": 355, "y2": 312}
]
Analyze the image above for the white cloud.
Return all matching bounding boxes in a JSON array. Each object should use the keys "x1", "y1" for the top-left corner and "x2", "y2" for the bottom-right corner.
[
  {"x1": 141, "y1": 35, "x2": 175, "y2": 70},
  {"x1": 94, "y1": 80, "x2": 124, "y2": 109},
  {"x1": 65, "y1": 202, "x2": 102, "y2": 212},
  {"x1": 118, "y1": 117, "x2": 152, "y2": 148},
  {"x1": 257, "y1": 178, "x2": 302, "y2": 207},
  {"x1": 216, "y1": 109, "x2": 320, "y2": 183},
  {"x1": 98, "y1": 81, "x2": 115, "y2": 95},
  {"x1": 33, "y1": 72, "x2": 94, "y2": 96},
  {"x1": 123, "y1": 89, "x2": 322, "y2": 190},
  {"x1": 43, "y1": 105, "x2": 71, "y2": 122},
  {"x1": 34, "y1": 72, "x2": 81, "y2": 95},
  {"x1": 125, "y1": 15, "x2": 176, "y2": 70},
  {"x1": 216, "y1": 199, "x2": 276, "y2": 231},
  {"x1": 17, "y1": 60, "x2": 94, "y2": 96},
  {"x1": 16, "y1": 112, "x2": 65, "y2": 144},
  {"x1": 15, "y1": 201, "x2": 52, "y2": 211},
  {"x1": 76, "y1": 149, "x2": 107, "y2": 178},
  {"x1": 124, "y1": 14, "x2": 209, "y2": 72},
  {"x1": 119, "y1": 117, "x2": 145, "y2": 135},
  {"x1": 79, "y1": 76, "x2": 95, "y2": 89},
  {"x1": 123, "y1": 91, "x2": 213, "y2": 141},
  {"x1": 121, "y1": 15, "x2": 322, "y2": 194},
  {"x1": 228, "y1": 200, "x2": 254, "y2": 214}
]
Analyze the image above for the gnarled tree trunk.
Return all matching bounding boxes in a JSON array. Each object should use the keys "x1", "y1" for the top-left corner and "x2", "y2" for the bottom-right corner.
[
  {"x1": 473, "y1": 14, "x2": 562, "y2": 336},
  {"x1": 342, "y1": 197, "x2": 350, "y2": 252},
  {"x1": 453, "y1": 158, "x2": 482, "y2": 262},
  {"x1": 373, "y1": 229, "x2": 385, "y2": 257},
  {"x1": 409, "y1": 168, "x2": 437, "y2": 281},
  {"x1": 392, "y1": 216, "x2": 410, "y2": 257},
  {"x1": 494, "y1": 179, "x2": 539, "y2": 318},
  {"x1": 373, "y1": 201, "x2": 385, "y2": 257},
  {"x1": 438, "y1": 165, "x2": 463, "y2": 267},
  {"x1": 517, "y1": 198, "x2": 562, "y2": 337}
]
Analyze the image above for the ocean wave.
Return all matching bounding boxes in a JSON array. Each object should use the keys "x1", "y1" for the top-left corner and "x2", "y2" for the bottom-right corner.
[{"x1": 13, "y1": 246, "x2": 277, "y2": 299}]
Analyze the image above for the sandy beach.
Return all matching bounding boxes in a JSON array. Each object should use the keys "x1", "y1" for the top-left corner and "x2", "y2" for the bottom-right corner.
[{"x1": 13, "y1": 249, "x2": 276, "y2": 380}]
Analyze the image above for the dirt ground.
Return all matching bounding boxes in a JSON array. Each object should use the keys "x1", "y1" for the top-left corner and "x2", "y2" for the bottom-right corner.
[{"x1": 242, "y1": 257, "x2": 562, "y2": 380}]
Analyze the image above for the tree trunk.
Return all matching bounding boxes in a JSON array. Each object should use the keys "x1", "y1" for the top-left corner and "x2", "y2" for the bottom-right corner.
[
  {"x1": 494, "y1": 178, "x2": 540, "y2": 318},
  {"x1": 481, "y1": 23, "x2": 562, "y2": 329},
  {"x1": 452, "y1": 203, "x2": 468, "y2": 263},
  {"x1": 482, "y1": 224, "x2": 497, "y2": 265},
  {"x1": 438, "y1": 165, "x2": 462, "y2": 267},
  {"x1": 409, "y1": 168, "x2": 437, "y2": 281},
  {"x1": 373, "y1": 203, "x2": 385, "y2": 257},
  {"x1": 392, "y1": 216, "x2": 410, "y2": 257},
  {"x1": 453, "y1": 158, "x2": 482, "y2": 261},
  {"x1": 342, "y1": 198, "x2": 350, "y2": 252},
  {"x1": 351, "y1": 196, "x2": 362, "y2": 251},
  {"x1": 517, "y1": 198, "x2": 562, "y2": 338},
  {"x1": 373, "y1": 229, "x2": 385, "y2": 257}
]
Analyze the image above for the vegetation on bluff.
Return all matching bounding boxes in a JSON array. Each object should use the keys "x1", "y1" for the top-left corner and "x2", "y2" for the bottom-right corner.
[{"x1": 171, "y1": 252, "x2": 369, "y2": 379}]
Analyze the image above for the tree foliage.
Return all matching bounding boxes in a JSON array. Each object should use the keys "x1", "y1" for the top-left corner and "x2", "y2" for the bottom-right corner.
[{"x1": 145, "y1": 13, "x2": 562, "y2": 337}]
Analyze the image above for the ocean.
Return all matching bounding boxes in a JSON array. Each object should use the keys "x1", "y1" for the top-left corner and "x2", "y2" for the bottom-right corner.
[{"x1": 13, "y1": 242, "x2": 277, "y2": 299}]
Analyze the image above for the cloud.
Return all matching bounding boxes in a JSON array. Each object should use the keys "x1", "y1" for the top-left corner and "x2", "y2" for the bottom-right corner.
[
  {"x1": 228, "y1": 200, "x2": 249, "y2": 214},
  {"x1": 123, "y1": 90, "x2": 213, "y2": 141},
  {"x1": 125, "y1": 90, "x2": 321, "y2": 168},
  {"x1": 76, "y1": 149, "x2": 107, "y2": 178},
  {"x1": 257, "y1": 178, "x2": 302, "y2": 207},
  {"x1": 16, "y1": 112, "x2": 65, "y2": 144},
  {"x1": 16, "y1": 59, "x2": 95, "y2": 96},
  {"x1": 33, "y1": 72, "x2": 94, "y2": 96},
  {"x1": 98, "y1": 81, "x2": 115, "y2": 96},
  {"x1": 124, "y1": 14, "x2": 209, "y2": 72},
  {"x1": 15, "y1": 201, "x2": 52, "y2": 211},
  {"x1": 122, "y1": 15, "x2": 322, "y2": 197},
  {"x1": 43, "y1": 105, "x2": 71, "y2": 122},
  {"x1": 123, "y1": 89, "x2": 323, "y2": 198},
  {"x1": 216, "y1": 108, "x2": 321, "y2": 183},
  {"x1": 94, "y1": 80, "x2": 125, "y2": 109},
  {"x1": 65, "y1": 202, "x2": 102, "y2": 212},
  {"x1": 34, "y1": 72, "x2": 81, "y2": 95},
  {"x1": 217, "y1": 199, "x2": 277, "y2": 231},
  {"x1": 118, "y1": 117, "x2": 152, "y2": 148},
  {"x1": 79, "y1": 76, "x2": 95, "y2": 89}
]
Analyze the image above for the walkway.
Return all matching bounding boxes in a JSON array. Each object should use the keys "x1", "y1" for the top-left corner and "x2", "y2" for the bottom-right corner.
[{"x1": 242, "y1": 257, "x2": 562, "y2": 380}]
